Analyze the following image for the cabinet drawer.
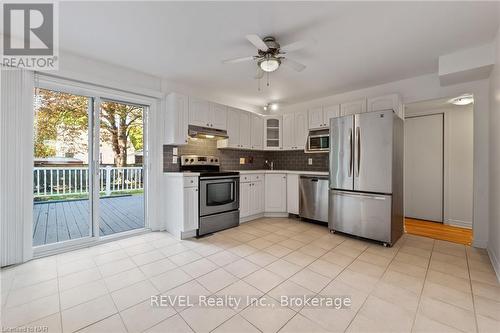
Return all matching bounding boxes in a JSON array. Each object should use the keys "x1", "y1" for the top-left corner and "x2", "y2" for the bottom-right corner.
[
  {"x1": 183, "y1": 177, "x2": 198, "y2": 188},
  {"x1": 240, "y1": 174, "x2": 252, "y2": 183},
  {"x1": 250, "y1": 174, "x2": 264, "y2": 182}
]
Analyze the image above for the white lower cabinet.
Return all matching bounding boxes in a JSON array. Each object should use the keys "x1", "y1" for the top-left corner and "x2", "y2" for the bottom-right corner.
[
  {"x1": 183, "y1": 186, "x2": 199, "y2": 231},
  {"x1": 240, "y1": 182, "x2": 251, "y2": 218},
  {"x1": 286, "y1": 174, "x2": 299, "y2": 215},
  {"x1": 265, "y1": 174, "x2": 287, "y2": 212},
  {"x1": 240, "y1": 175, "x2": 264, "y2": 218}
]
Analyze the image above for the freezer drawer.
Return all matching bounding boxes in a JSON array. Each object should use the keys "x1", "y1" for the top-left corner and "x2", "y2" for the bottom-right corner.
[{"x1": 329, "y1": 190, "x2": 392, "y2": 243}]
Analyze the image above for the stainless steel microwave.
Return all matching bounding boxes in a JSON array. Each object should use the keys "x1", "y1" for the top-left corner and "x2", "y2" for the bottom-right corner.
[{"x1": 306, "y1": 129, "x2": 329, "y2": 153}]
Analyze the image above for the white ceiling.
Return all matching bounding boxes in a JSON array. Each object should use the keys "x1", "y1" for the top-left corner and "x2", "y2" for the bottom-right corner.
[{"x1": 59, "y1": 1, "x2": 498, "y2": 107}]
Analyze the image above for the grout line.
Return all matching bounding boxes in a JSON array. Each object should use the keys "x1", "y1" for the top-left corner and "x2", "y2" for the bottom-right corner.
[
  {"x1": 408, "y1": 238, "x2": 434, "y2": 332},
  {"x1": 465, "y1": 247, "x2": 481, "y2": 333},
  {"x1": 341, "y1": 237, "x2": 405, "y2": 332}
]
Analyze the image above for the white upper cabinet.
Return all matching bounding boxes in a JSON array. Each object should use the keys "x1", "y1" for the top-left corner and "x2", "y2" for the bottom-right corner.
[
  {"x1": 308, "y1": 107, "x2": 324, "y2": 129},
  {"x1": 224, "y1": 108, "x2": 241, "y2": 148},
  {"x1": 250, "y1": 114, "x2": 263, "y2": 150},
  {"x1": 210, "y1": 103, "x2": 227, "y2": 130},
  {"x1": 294, "y1": 111, "x2": 308, "y2": 149},
  {"x1": 340, "y1": 98, "x2": 367, "y2": 116},
  {"x1": 239, "y1": 111, "x2": 251, "y2": 149},
  {"x1": 164, "y1": 93, "x2": 189, "y2": 145},
  {"x1": 189, "y1": 98, "x2": 227, "y2": 130},
  {"x1": 367, "y1": 94, "x2": 403, "y2": 118},
  {"x1": 283, "y1": 111, "x2": 308, "y2": 150},
  {"x1": 282, "y1": 113, "x2": 295, "y2": 150},
  {"x1": 308, "y1": 104, "x2": 339, "y2": 129},
  {"x1": 264, "y1": 116, "x2": 282, "y2": 150},
  {"x1": 323, "y1": 104, "x2": 340, "y2": 123},
  {"x1": 188, "y1": 97, "x2": 211, "y2": 127}
]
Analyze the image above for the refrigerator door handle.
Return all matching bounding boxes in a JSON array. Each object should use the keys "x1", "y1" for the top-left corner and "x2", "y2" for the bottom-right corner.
[
  {"x1": 334, "y1": 190, "x2": 387, "y2": 201},
  {"x1": 348, "y1": 128, "x2": 353, "y2": 177},
  {"x1": 356, "y1": 126, "x2": 361, "y2": 177}
]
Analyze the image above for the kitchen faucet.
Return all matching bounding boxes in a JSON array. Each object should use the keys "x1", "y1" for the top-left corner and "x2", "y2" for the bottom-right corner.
[{"x1": 265, "y1": 160, "x2": 274, "y2": 170}]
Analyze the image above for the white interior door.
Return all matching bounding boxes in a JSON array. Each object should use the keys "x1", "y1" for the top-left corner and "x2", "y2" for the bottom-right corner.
[{"x1": 405, "y1": 114, "x2": 443, "y2": 222}]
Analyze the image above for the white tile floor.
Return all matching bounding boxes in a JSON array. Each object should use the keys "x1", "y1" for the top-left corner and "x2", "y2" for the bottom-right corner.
[{"x1": 1, "y1": 217, "x2": 499, "y2": 333}]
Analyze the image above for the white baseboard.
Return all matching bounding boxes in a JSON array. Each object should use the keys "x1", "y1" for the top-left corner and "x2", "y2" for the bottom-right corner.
[
  {"x1": 240, "y1": 213, "x2": 265, "y2": 223},
  {"x1": 473, "y1": 239, "x2": 488, "y2": 248},
  {"x1": 264, "y1": 212, "x2": 289, "y2": 218},
  {"x1": 487, "y1": 246, "x2": 500, "y2": 283},
  {"x1": 181, "y1": 230, "x2": 197, "y2": 239},
  {"x1": 444, "y1": 219, "x2": 472, "y2": 229}
]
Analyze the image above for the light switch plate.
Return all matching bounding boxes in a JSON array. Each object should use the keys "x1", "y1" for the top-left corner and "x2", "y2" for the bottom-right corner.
[
  {"x1": 172, "y1": 147, "x2": 178, "y2": 155},
  {"x1": 173, "y1": 156, "x2": 178, "y2": 163},
  {"x1": 308, "y1": 158, "x2": 313, "y2": 165},
  {"x1": 239, "y1": 158, "x2": 245, "y2": 165}
]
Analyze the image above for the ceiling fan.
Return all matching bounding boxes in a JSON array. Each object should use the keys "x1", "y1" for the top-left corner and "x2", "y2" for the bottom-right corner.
[{"x1": 222, "y1": 34, "x2": 308, "y2": 80}]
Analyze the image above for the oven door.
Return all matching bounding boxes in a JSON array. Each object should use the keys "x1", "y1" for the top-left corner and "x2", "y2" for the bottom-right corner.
[{"x1": 199, "y1": 176, "x2": 239, "y2": 216}]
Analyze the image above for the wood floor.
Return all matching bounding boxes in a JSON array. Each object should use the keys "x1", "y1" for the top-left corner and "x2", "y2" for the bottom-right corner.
[
  {"x1": 404, "y1": 217, "x2": 472, "y2": 245},
  {"x1": 32, "y1": 195, "x2": 144, "y2": 246}
]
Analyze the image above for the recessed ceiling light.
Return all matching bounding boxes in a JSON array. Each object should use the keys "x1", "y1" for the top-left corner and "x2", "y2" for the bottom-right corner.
[
  {"x1": 270, "y1": 103, "x2": 279, "y2": 111},
  {"x1": 450, "y1": 95, "x2": 473, "y2": 106}
]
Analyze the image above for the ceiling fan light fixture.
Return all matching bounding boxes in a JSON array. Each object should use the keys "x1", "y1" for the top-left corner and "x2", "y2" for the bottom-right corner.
[{"x1": 259, "y1": 57, "x2": 280, "y2": 72}]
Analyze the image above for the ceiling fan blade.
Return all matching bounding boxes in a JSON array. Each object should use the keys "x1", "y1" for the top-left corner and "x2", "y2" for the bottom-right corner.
[
  {"x1": 254, "y1": 67, "x2": 264, "y2": 79},
  {"x1": 222, "y1": 56, "x2": 254, "y2": 64},
  {"x1": 280, "y1": 40, "x2": 309, "y2": 53},
  {"x1": 246, "y1": 34, "x2": 269, "y2": 51},
  {"x1": 282, "y1": 58, "x2": 306, "y2": 72}
]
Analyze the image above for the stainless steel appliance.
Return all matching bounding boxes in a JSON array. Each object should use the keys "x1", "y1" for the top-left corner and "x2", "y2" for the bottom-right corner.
[
  {"x1": 188, "y1": 125, "x2": 228, "y2": 140},
  {"x1": 299, "y1": 175, "x2": 329, "y2": 222},
  {"x1": 328, "y1": 110, "x2": 403, "y2": 246},
  {"x1": 306, "y1": 129, "x2": 329, "y2": 153},
  {"x1": 180, "y1": 155, "x2": 239, "y2": 236}
]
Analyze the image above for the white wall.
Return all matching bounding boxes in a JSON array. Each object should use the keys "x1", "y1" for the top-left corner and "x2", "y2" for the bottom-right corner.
[
  {"x1": 488, "y1": 24, "x2": 500, "y2": 278},
  {"x1": 280, "y1": 73, "x2": 490, "y2": 248},
  {"x1": 445, "y1": 106, "x2": 474, "y2": 228}
]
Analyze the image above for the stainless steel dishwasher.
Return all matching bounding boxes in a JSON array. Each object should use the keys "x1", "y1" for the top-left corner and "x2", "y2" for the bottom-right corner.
[{"x1": 299, "y1": 175, "x2": 329, "y2": 223}]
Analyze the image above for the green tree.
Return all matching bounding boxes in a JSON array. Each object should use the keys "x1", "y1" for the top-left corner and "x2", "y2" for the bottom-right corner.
[{"x1": 34, "y1": 89, "x2": 143, "y2": 167}]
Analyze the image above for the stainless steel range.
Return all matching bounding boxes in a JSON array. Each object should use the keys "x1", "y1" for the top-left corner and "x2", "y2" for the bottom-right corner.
[{"x1": 180, "y1": 155, "x2": 240, "y2": 236}]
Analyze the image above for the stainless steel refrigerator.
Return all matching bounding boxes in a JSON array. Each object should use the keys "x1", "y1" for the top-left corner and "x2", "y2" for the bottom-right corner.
[{"x1": 328, "y1": 110, "x2": 403, "y2": 246}]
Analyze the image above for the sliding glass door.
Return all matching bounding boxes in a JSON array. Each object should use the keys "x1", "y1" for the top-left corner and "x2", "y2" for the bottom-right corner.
[
  {"x1": 98, "y1": 100, "x2": 145, "y2": 237},
  {"x1": 33, "y1": 88, "x2": 93, "y2": 246},
  {"x1": 33, "y1": 88, "x2": 147, "y2": 249}
]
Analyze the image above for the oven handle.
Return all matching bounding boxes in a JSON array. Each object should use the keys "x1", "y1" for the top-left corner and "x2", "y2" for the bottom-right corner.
[{"x1": 200, "y1": 175, "x2": 240, "y2": 180}]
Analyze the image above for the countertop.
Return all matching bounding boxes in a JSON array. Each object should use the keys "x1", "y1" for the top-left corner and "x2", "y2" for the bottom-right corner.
[
  {"x1": 231, "y1": 170, "x2": 329, "y2": 176},
  {"x1": 164, "y1": 170, "x2": 328, "y2": 177}
]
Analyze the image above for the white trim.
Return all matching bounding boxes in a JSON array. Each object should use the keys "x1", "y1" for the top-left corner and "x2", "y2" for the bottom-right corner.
[
  {"x1": 487, "y1": 246, "x2": 500, "y2": 283},
  {"x1": 474, "y1": 239, "x2": 488, "y2": 248},
  {"x1": 445, "y1": 219, "x2": 472, "y2": 229}
]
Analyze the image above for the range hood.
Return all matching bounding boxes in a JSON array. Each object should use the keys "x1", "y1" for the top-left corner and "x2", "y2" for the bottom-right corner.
[{"x1": 188, "y1": 125, "x2": 228, "y2": 140}]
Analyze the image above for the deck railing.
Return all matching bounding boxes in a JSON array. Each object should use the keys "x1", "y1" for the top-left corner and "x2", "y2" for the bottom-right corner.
[{"x1": 33, "y1": 166, "x2": 143, "y2": 198}]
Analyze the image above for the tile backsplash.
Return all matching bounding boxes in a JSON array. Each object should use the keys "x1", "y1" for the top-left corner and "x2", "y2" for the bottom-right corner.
[{"x1": 163, "y1": 139, "x2": 328, "y2": 172}]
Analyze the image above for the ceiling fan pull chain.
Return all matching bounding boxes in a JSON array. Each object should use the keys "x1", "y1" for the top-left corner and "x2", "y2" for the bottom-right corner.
[{"x1": 267, "y1": 72, "x2": 270, "y2": 87}]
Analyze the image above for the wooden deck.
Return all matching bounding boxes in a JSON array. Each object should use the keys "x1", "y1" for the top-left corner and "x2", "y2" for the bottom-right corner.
[{"x1": 33, "y1": 195, "x2": 144, "y2": 246}]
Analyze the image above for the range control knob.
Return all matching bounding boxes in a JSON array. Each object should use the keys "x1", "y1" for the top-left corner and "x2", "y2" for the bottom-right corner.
[
  {"x1": 210, "y1": 159, "x2": 214, "y2": 162},
  {"x1": 184, "y1": 158, "x2": 189, "y2": 163},
  {"x1": 215, "y1": 158, "x2": 218, "y2": 162},
  {"x1": 190, "y1": 158, "x2": 194, "y2": 163}
]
